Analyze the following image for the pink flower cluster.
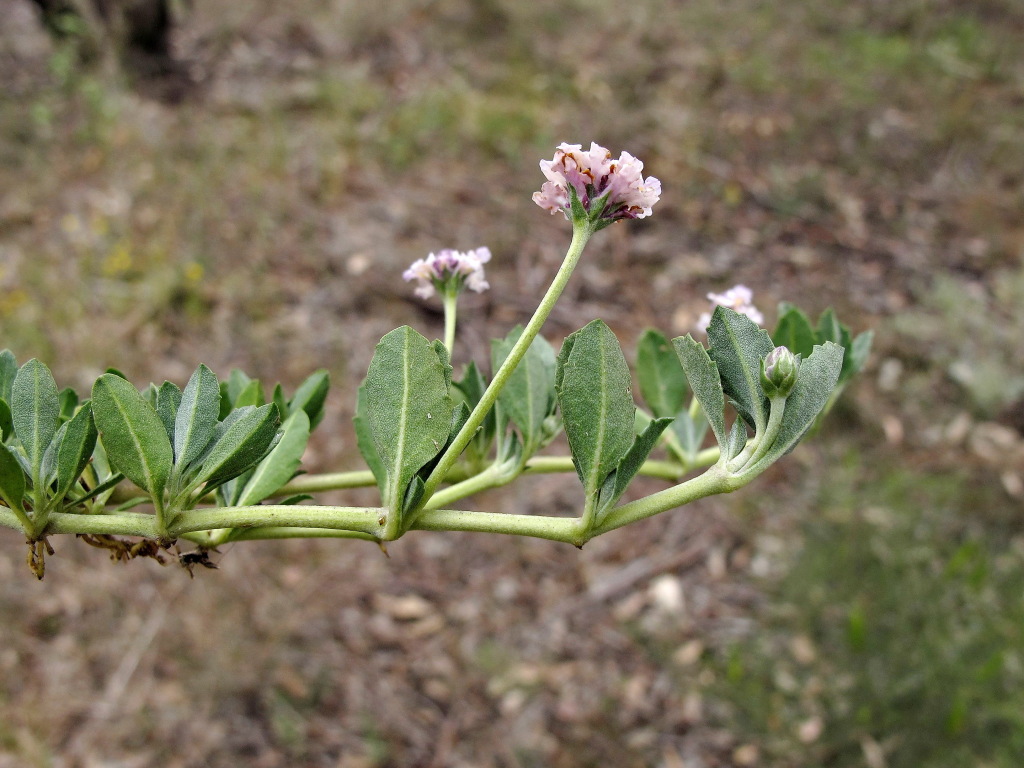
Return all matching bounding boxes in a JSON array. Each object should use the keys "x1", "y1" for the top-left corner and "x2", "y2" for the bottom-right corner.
[
  {"x1": 533, "y1": 142, "x2": 661, "y2": 224},
  {"x1": 696, "y1": 285, "x2": 765, "y2": 332},
  {"x1": 403, "y1": 247, "x2": 492, "y2": 300}
]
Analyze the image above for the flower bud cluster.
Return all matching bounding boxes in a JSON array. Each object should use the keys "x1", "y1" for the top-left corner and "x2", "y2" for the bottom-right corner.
[
  {"x1": 533, "y1": 142, "x2": 661, "y2": 226},
  {"x1": 696, "y1": 285, "x2": 764, "y2": 332},
  {"x1": 403, "y1": 247, "x2": 491, "y2": 300}
]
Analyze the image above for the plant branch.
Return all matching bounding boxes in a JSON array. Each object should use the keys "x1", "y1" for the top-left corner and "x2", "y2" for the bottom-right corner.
[{"x1": 418, "y1": 223, "x2": 593, "y2": 506}]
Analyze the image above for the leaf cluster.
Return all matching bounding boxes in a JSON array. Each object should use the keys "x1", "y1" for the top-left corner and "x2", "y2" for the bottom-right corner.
[{"x1": 0, "y1": 351, "x2": 329, "y2": 545}]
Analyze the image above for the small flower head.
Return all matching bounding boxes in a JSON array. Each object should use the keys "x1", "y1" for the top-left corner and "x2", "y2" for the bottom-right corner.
[
  {"x1": 533, "y1": 142, "x2": 661, "y2": 227},
  {"x1": 696, "y1": 284, "x2": 765, "y2": 332},
  {"x1": 403, "y1": 247, "x2": 492, "y2": 300},
  {"x1": 761, "y1": 345, "x2": 800, "y2": 398}
]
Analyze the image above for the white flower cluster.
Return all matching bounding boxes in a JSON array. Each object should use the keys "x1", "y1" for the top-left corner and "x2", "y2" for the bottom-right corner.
[
  {"x1": 696, "y1": 284, "x2": 764, "y2": 332},
  {"x1": 403, "y1": 247, "x2": 492, "y2": 300}
]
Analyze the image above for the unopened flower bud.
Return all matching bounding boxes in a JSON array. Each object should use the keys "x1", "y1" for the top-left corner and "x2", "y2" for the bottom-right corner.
[{"x1": 761, "y1": 346, "x2": 799, "y2": 398}]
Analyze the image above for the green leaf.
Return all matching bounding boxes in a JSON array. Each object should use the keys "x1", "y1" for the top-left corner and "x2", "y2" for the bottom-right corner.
[
  {"x1": 192, "y1": 404, "x2": 280, "y2": 491},
  {"x1": 402, "y1": 475, "x2": 426, "y2": 515},
  {"x1": 233, "y1": 379, "x2": 263, "y2": 409},
  {"x1": 672, "y1": 335, "x2": 727, "y2": 449},
  {"x1": 55, "y1": 402, "x2": 97, "y2": 502},
  {"x1": 0, "y1": 442, "x2": 27, "y2": 517},
  {"x1": 772, "y1": 304, "x2": 817, "y2": 359},
  {"x1": 174, "y1": 364, "x2": 221, "y2": 469},
  {"x1": 724, "y1": 419, "x2": 748, "y2": 462},
  {"x1": 842, "y1": 329, "x2": 874, "y2": 382},
  {"x1": 236, "y1": 410, "x2": 311, "y2": 506},
  {"x1": 272, "y1": 384, "x2": 288, "y2": 423},
  {"x1": 706, "y1": 307, "x2": 775, "y2": 433},
  {"x1": 354, "y1": 383, "x2": 386, "y2": 491},
  {"x1": 596, "y1": 416, "x2": 673, "y2": 522},
  {"x1": 288, "y1": 370, "x2": 330, "y2": 428},
  {"x1": 41, "y1": 420, "x2": 67, "y2": 488},
  {"x1": 155, "y1": 381, "x2": 182, "y2": 444},
  {"x1": 58, "y1": 388, "x2": 79, "y2": 422},
  {"x1": 13, "y1": 359, "x2": 61, "y2": 484},
  {"x1": 92, "y1": 374, "x2": 173, "y2": 497},
  {"x1": 453, "y1": 361, "x2": 495, "y2": 463},
  {"x1": 555, "y1": 320, "x2": 636, "y2": 495},
  {"x1": 218, "y1": 382, "x2": 232, "y2": 419},
  {"x1": 492, "y1": 326, "x2": 557, "y2": 456},
  {"x1": 225, "y1": 369, "x2": 254, "y2": 405},
  {"x1": 0, "y1": 400, "x2": 13, "y2": 442},
  {"x1": 360, "y1": 326, "x2": 454, "y2": 513},
  {"x1": 0, "y1": 350, "x2": 17, "y2": 405},
  {"x1": 671, "y1": 409, "x2": 709, "y2": 459},
  {"x1": 816, "y1": 308, "x2": 845, "y2": 346},
  {"x1": 636, "y1": 329, "x2": 688, "y2": 418},
  {"x1": 746, "y1": 342, "x2": 845, "y2": 473}
]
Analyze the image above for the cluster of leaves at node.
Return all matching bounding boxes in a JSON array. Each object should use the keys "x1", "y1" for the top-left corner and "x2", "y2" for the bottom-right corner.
[
  {"x1": 0, "y1": 351, "x2": 329, "y2": 538},
  {"x1": 354, "y1": 305, "x2": 868, "y2": 533}
]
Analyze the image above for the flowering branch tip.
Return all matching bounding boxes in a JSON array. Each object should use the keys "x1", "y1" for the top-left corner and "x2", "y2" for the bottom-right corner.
[
  {"x1": 403, "y1": 247, "x2": 492, "y2": 300},
  {"x1": 533, "y1": 142, "x2": 661, "y2": 227}
]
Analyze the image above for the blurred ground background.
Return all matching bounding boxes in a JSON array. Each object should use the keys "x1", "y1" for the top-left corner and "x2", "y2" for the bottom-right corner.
[{"x1": 1, "y1": 0, "x2": 1024, "y2": 766}]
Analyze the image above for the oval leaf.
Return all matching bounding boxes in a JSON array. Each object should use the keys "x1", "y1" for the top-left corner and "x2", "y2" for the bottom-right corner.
[
  {"x1": 0, "y1": 441, "x2": 27, "y2": 516},
  {"x1": 556, "y1": 320, "x2": 636, "y2": 495},
  {"x1": 772, "y1": 304, "x2": 817, "y2": 359},
  {"x1": 288, "y1": 370, "x2": 330, "y2": 428},
  {"x1": 0, "y1": 350, "x2": 18, "y2": 404},
  {"x1": 55, "y1": 402, "x2": 98, "y2": 503},
  {"x1": 236, "y1": 410, "x2": 310, "y2": 506},
  {"x1": 155, "y1": 381, "x2": 182, "y2": 445},
  {"x1": 12, "y1": 359, "x2": 60, "y2": 483},
  {"x1": 707, "y1": 307, "x2": 775, "y2": 433},
  {"x1": 672, "y1": 335, "x2": 727, "y2": 450},
  {"x1": 174, "y1": 364, "x2": 221, "y2": 469},
  {"x1": 92, "y1": 373, "x2": 173, "y2": 497},
  {"x1": 492, "y1": 326, "x2": 557, "y2": 456},
  {"x1": 361, "y1": 326, "x2": 454, "y2": 512},
  {"x1": 637, "y1": 328, "x2": 688, "y2": 419},
  {"x1": 193, "y1": 403, "x2": 280, "y2": 491}
]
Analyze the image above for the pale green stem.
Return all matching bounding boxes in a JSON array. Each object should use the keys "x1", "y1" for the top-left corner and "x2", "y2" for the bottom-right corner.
[
  {"x1": 727, "y1": 396, "x2": 786, "y2": 473},
  {"x1": 442, "y1": 285, "x2": 459, "y2": 354},
  {"x1": 276, "y1": 470, "x2": 377, "y2": 496},
  {"x1": 425, "y1": 464, "x2": 503, "y2": 510},
  {"x1": 688, "y1": 395, "x2": 702, "y2": 421},
  {"x1": 736, "y1": 395, "x2": 786, "y2": 471},
  {"x1": 417, "y1": 223, "x2": 593, "y2": 506},
  {"x1": 523, "y1": 456, "x2": 689, "y2": 481},
  {"x1": 42, "y1": 510, "x2": 161, "y2": 538},
  {"x1": 590, "y1": 465, "x2": 737, "y2": 538},
  {"x1": 0, "y1": 504, "x2": 33, "y2": 535},
  {"x1": 412, "y1": 507, "x2": 581, "y2": 545},
  {"x1": 226, "y1": 527, "x2": 377, "y2": 542},
  {"x1": 31, "y1": 480, "x2": 51, "y2": 540},
  {"x1": 167, "y1": 505, "x2": 382, "y2": 538},
  {"x1": 693, "y1": 447, "x2": 722, "y2": 468}
]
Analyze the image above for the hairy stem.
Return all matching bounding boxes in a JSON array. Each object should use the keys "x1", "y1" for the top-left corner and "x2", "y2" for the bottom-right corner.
[
  {"x1": 590, "y1": 466, "x2": 735, "y2": 539},
  {"x1": 417, "y1": 224, "x2": 593, "y2": 508},
  {"x1": 443, "y1": 285, "x2": 458, "y2": 355}
]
